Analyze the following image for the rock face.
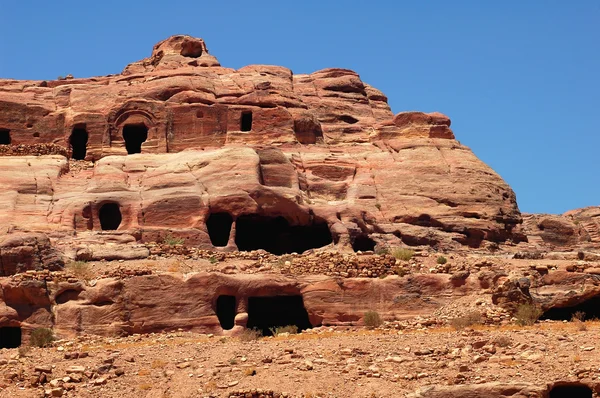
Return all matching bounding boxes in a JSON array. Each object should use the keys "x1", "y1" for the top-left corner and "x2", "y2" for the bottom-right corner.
[
  {"x1": 409, "y1": 383, "x2": 547, "y2": 398},
  {"x1": 0, "y1": 35, "x2": 523, "y2": 252},
  {"x1": 1, "y1": 271, "x2": 484, "y2": 337},
  {"x1": 0, "y1": 233, "x2": 64, "y2": 276},
  {"x1": 522, "y1": 206, "x2": 600, "y2": 250}
]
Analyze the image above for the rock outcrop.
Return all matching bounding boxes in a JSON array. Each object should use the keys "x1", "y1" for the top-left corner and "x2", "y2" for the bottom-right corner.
[
  {"x1": 522, "y1": 206, "x2": 600, "y2": 250},
  {"x1": 0, "y1": 233, "x2": 64, "y2": 276},
  {"x1": 0, "y1": 35, "x2": 523, "y2": 253},
  {"x1": 2, "y1": 271, "x2": 483, "y2": 338}
]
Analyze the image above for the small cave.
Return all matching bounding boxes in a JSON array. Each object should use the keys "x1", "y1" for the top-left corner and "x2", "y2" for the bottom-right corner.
[
  {"x1": 452, "y1": 227, "x2": 485, "y2": 248},
  {"x1": 240, "y1": 111, "x2": 253, "y2": 132},
  {"x1": 0, "y1": 327, "x2": 21, "y2": 348},
  {"x1": 339, "y1": 115, "x2": 359, "y2": 124},
  {"x1": 414, "y1": 214, "x2": 440, "y2": 228},
  {"x1": 460, "y1": 229, "x2": 485, "y2": 248},
  {"x1": 235, "y1": 215, "x2": 332, "y2": 255},
  {"x1": 0, "y1": 129, "x2": 11, "y2": 145},
  {"x1": 549, "y1": 383, "x2": 593, "y2": 398},
  {"x1": 123, "y1": 124, "x2": 148, "y2": 154},
  {"x1": 216, "y1": 295, "x2": 236, "y2": 330},
  {"x1": 180, "y1": 41, "x2": 203, "y2": 57},
  {"x1": 99, "y1": 203, "x2": 122, "y2": 231},
  {"x1": 55, "y1": 289, "x2": 81, "y2": 304},
  {"x1": 352, "y1": 234, "x2": 376, "y2": 252},
  {"x1": 246, "y1": 296, "x2": 312, "y2": 336},
  {"x1": 540, "y1": 296, "x2": 600, "y2": 321},
  {"x1": 70, "y1": 126, "x2": 88, "y2": 160},
  {"x1": 206, "y1": 213, "x2": 233, "y2": 247}
]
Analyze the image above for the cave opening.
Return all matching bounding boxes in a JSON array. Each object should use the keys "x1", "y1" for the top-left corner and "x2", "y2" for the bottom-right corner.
[
  {"x1": 549, "y1": 384, "x2": 592, "y2": 398},
  {"x1": 540, "y1": 296, "x2": 600, "y2": 321},
  {"x1": 55, "y1": 289, "x2": 81, "y2": 305},
  {"x1": 123, "y1": 124, "x2": 148, "y2": 154},
  {"x1": 206, "y1": 213, "x2": 233, "y2": 247},
  {"x1": 70, "y1": 126, "x2": 88, "y2": 160},
  {"x1": 352, "y1": 235, "x2": 376, "y2": 252},
  {"x1": 234, "y1": 215, "x2": 332, "y2": 255},
  {"x1": 246, "y1": 296, "x2": 312, "y2": 336},
  {"x1": 180, "y1": 41, "x2": 203, "y2": 57},
  {"x1": 99, "y1": 203, "x2": 122, "y2": 231},
  {"x1": 0, "y1": 327, "x2": 21, "y2": 348},
  {"x1": 339, "y1": 115, "x2": 359, "y2": 124},
  {"x1": 240, "y1": 111, "x2": 252, "y2": 132},
  {"x1": 0, "y1": 129, "x2": 11, "y2": 145},
  {"x1": 216, "y1": 295, "x2": 236, "y2": 330}
]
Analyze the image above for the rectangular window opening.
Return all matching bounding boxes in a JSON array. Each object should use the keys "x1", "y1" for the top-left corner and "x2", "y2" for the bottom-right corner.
[
  {"x1": 240, "y1": 112, "x2": 252, "y2": 132},
  {"x1": 0, "y1": 129, "x2": 11, "y2": 145}
]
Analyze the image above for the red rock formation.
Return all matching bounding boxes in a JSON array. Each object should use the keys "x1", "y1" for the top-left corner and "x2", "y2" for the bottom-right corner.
[
  {"x1": 522, "y1": 206, "x2": 600, "y2": 250},
  {"x1": 408, "y1": 383, "x2": 547, "y2": 398},
  {"x1": 0, "y1": 233, "x2": 64, "y2": 276},
  {"x1": 1, "y1": 271, "x2": 483, "y2": 337},
  {"x1": 0, "y1": 35, "x2": 523, "y2": 253}
]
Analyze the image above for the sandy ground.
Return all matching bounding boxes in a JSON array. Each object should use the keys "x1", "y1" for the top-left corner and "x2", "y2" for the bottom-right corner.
[{"x1": 2, "y1": 321, "x2": 599, "y2": 398}]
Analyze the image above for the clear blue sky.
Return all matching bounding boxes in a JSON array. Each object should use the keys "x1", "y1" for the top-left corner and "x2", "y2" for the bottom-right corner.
[{"x1": 1, "y1": 1, "x2": 598, "y2": 214}]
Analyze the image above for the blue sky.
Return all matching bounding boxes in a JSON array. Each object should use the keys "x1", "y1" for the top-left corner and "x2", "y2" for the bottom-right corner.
[{"x1": 0, "y1": 1, "x2": 598, "y2": 214}]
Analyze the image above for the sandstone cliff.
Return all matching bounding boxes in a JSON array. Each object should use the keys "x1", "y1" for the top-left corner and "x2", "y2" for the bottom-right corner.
[{"x1": 0, "y1": 35, "x2": 523, "y2": 255}]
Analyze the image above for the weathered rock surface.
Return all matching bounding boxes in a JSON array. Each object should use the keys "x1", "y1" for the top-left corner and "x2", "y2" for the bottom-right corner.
[
  {"x1": 0, "y1": 233, "x2": 64, "y2": 276},
  {"x1": 522, "y1": 206, "x2": 600, "y2": 251},
  {"x1": 0, "y1": 35, "x2": 523, "y2": 252},
  {"x1": 1, "y1": 34, "x2": 600, "y2": 398},
  {"x1": 1, "y1": 271, "x2": 483, "y2": 337},
  {"x1": 409, "y1": 383, "x2": 546, "y2": 398}
]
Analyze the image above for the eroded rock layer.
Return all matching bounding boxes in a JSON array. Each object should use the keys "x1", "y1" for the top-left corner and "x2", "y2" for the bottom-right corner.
[
  {"x1": 522, "y1": 206, "x2": 600, "y2": 250},
  {"x1": 2, "y1": 272, "x2": 471, "y2": 338},
  {"x1": 0, "y1": 35, "x2": 522, "y2": 251}
]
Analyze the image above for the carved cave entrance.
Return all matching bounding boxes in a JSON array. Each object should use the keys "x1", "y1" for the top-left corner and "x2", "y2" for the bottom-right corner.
[
  {"x1": 549, "y1": 384, "x2": 592, "y2": 398},
  {"x1": 246, "y1": 296, "x2": 312, "y2": 336},
  {"x1": 540, "y1": 296, "x2": 600, "y2": 321},
  {"x1": 352, "y1": 235, "x2": 376, "y2": 252},
  {"x1": 0, "y1": 129, "x2": 11, "y2": 145},
  {"x1": 70, "y1": 126, "x2": 88, "y2": 160},
  {"x1": 216, "y1": 295, "x2": 236, "y2": 330},
  {"x1": 206, "y1": 213, "x2": 233, "y2": 247},
  {"x1": 99, "y1": 203, "x2": 122, "y2": 231},
  {"x1": 240, "y1": 111, "x2": 252, "y2": 132},
  {"x1": 0, "y1": 327, "x2": 21, "y2": 348},
  {"x1": 123, "y1": 124, "x2": 148, "y2": 154},
  {"x1": 234, "y1": 215, "x2": 332, "y2": 255}
]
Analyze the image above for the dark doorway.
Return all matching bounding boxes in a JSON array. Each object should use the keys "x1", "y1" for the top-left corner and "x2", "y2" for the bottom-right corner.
[
  {"x1": 0, "y1": 327, "x2": 21, "y2": 348},
  {"x1": 70, "y1": 126, "x2": 88, "y2": 160},
  {"x1": 352, "y1": 235, "x2": 376, "y2": 252},
  {"x1": 540, "y1": 296, "x2": 600, "y2": 321},
  {"x1": 235, "y1": 215, "x2": 332, "y2": 255},
  {"x1": 216, "y1": 295, "x2": 236, "y2": 330},
  {"x1": 240, "y1": 112, "x2": 252, "y2": 132},
  {"x1": 0, "y1": 129, "x2": 11, "y2": 145},
  {"x1": 549, "y1": 384, "x2": 592, "y2": 398},
  {"x1": 99, "y1": 203, "x2": 122, "y2": 230},
  {"x1": 206, "y1": 213, "x2": 233, "y2": 247},
  {"x1": 246, "y1": 296, "x2": 312, "y2": 336},
  {"x1": 123, "y1": 124, "x2": 148, "y2": 154}
]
